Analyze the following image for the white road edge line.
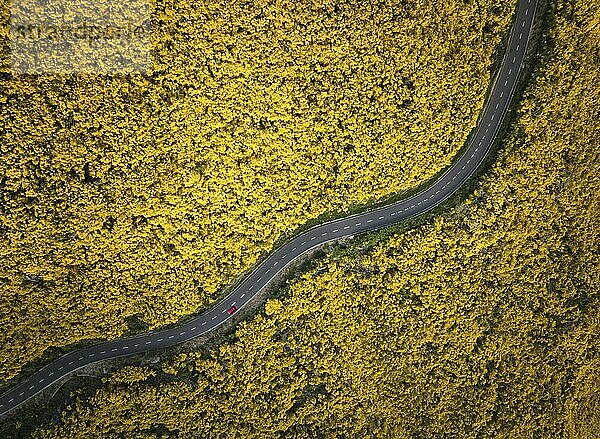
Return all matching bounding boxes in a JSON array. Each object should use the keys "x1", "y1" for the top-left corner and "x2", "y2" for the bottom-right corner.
[{"x1": 0, "y1": 0, "x2": 537, "y2": 414}]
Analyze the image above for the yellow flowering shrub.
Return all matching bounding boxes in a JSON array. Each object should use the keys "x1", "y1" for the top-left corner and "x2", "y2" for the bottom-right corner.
[{"x1": 27, "y1": 0, "x2": 600, "y2": 437}]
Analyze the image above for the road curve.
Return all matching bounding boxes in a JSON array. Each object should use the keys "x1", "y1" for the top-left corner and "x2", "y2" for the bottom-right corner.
[{"x1": 0, "y1": 0, "x2": 538, "y2": 417}]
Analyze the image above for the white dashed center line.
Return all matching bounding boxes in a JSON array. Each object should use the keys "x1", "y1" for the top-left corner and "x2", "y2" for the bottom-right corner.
[{"x1": 0, "y1": 1, "x2": 537, "y2": 414}]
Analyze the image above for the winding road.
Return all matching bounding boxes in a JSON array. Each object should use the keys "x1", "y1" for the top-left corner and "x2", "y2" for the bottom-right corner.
[{"x1": 0, "y1": 0, "x2": 538, "y2": 417}]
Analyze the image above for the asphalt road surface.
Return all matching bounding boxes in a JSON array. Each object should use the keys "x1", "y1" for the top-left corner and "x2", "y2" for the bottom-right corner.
[{"x1": 0, "y1": 0, "x2": 538, "y2": 417}]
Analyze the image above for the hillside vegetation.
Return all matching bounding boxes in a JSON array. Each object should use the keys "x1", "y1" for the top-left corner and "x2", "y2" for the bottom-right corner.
[
  {"x1": 27, "y1": 0, "x2": 600, "y2": 437},
  {"x1": 0, "y1": 0, "x2": 514, "y2": 381}
]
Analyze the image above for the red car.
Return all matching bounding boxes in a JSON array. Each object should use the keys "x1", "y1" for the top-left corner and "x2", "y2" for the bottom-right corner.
[{"x1": 226, "y1": 305, "x2": 238, "y2": 315}]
